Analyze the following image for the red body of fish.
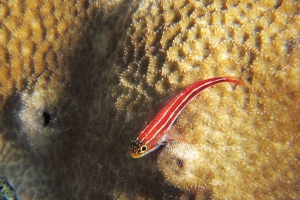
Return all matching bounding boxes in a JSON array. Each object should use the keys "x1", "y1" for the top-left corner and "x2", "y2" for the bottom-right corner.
[{"x1": 130, "y1": 77, "x2": 243, "y2": 158}]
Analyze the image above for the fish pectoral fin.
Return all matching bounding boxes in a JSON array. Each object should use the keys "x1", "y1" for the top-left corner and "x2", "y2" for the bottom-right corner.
[
  {"x1": 165, "y1": 132, "x2": 191, "y2": 144},
  {"x1": 157, "y1": 133, "x2": 170, "y2": 145},
  {"x1": 158, "y1": 132, "x2": 191, "y2": 145}
]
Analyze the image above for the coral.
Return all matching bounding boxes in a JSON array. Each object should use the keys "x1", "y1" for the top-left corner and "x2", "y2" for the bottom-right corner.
[
  {"x1": 157, "y1": 141, "x2": 205, "y2": 191},
  {"x1": 112, "y1": 0, "x2": 300, "y2": 112},
  {"x1": 0, "y1": 0, "x2": 101, "y2": 199},
  {"x1": 0, "y1": 0, "x2": 299, "y2": 199},
  {"x1": 107, "y1": 0, "x2": 300, "y2": 199},
  {"x1": 0, "y1": 0, "x2": 97, "y2": 151},
  {"x1": 2, "y1": 1, "x2": 73, "y2": 105},
  {"x1": 0, "y1": 177, "x2": 16, "y2": 200}
]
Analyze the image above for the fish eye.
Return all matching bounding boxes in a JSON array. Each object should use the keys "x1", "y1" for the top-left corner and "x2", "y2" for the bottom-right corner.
[{"x1": 141, "y1": 145, "x2": 147, "y2": 152}]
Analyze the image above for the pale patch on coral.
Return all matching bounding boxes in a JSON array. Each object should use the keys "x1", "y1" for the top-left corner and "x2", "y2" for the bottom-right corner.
[
  {"x1": 157, "y1": 141, "x2": 206, "y2": 191},
  {"x1": 18, "y1": 88, "x2": 60, "y2": 152}
]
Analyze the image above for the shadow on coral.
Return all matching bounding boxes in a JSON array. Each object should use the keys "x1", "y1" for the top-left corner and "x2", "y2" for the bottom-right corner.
[{"x1": 19, "y1": 10, "x2": 187, "y2": 200}]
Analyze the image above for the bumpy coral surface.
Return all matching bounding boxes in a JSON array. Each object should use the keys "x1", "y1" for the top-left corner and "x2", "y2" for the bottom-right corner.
[
  {"x1": 108, "y1": 0, "x2": 300, "y2": 199},
  {"x1": 157, "y1": 141, "x2": 205, "y2": 190},
  {"x1": 0, "y1": 177, "x2": 16, "y2": 200},
  {"x1": 0, "y1": 0, "x2": 101, "y2": 199},
  {"x1": 0, "y1": 0, "x2": 299, "y2": 199}
]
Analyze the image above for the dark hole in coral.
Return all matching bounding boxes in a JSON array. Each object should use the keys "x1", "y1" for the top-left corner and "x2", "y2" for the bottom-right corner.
[
  {"x1": 0, "y1": 186, "x2": 3, "y2": 191},
  {"x1": 43, "y1": 111, "x2": 51, "y2": 127},
  {"x1": 286, "y1": 39, "x2": 299, "y2": 54},
  {"x1": 83, "y1": 0, "x2": 90, "y2": 10},
  {"x1": 255, "y1": 35, "x2": 262, "y2": 50},
  {"x1": 246, "y1": 3, "x2": 253, "y2": 10},
  {"x1": 254, "y1": 26, "x2": 263, "y2": 33},
  {"x1": 203, "y1": 0, "x2": 213, "y2": 7},
  {"x1": 221, "y1": 2, "x2": 227, "y2": 11},
  {"x1": 246, "y1": 76, "x2": 253, "y2": 84},
  {"x1": 243, "y1": 33, "x2": 250, "y2": 42},
  {"x1": 177, "y1": 159, "x2": 183, "y2": 168},
  {"x1": 274, "y1": 0, "x2": 283, "y2": 9},
  {"x1": 189, "y1": 193, "x2": 196, "y2": 200}
]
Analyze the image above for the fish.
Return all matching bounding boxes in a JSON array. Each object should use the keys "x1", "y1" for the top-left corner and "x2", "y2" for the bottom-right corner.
[{"x1": 130, "y1": 77, "x2": 244, "y2": 158}]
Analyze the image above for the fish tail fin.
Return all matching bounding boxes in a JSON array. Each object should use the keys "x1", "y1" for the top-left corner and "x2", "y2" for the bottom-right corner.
[{"x1": 223, "y1": 76, "x2": 245, "y2": 86}]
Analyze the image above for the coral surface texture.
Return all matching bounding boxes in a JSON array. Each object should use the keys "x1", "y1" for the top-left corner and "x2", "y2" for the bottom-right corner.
[{"x1": 0, "y1": 0, "x2": 299, "y2": 199}]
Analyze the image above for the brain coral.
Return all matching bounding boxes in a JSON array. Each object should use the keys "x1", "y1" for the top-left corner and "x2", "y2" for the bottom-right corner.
[
  {"x1": 107, "y1": 0, "x2": 300, "y2": 199},
  {"x1": 0, "y1": 0, "x2": 299, "y2": 199},
  {"x1": 0, "y1": 0, "x2": 112, "y2": 199}
]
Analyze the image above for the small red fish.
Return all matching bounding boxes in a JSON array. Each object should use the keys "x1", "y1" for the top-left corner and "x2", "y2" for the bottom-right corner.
[{"x1": 130, "y1": 77, "x2": 243, "y2": 158}]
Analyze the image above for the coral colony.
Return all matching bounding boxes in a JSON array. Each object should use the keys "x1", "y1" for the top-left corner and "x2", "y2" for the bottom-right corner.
[{"x1": 0, "y1": 0, "x2": 299, "y2": 199}]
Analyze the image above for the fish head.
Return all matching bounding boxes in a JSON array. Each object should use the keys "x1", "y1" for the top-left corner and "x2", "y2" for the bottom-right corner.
[
  {"x1": 130, "y1": 136, "x2": 158, "y2": 158},
  {"x1": 130, "y1": 137, "x2": 148, "y2": 158}
]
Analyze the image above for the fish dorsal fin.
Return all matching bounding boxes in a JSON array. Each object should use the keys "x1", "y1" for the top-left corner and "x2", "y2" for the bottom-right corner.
[{"x1": 147, "y1": 101, "x2": 154, "y2": 123}]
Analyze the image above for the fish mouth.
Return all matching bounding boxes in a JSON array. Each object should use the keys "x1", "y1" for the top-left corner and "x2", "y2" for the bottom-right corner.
[{"x1": 130, "y1": 152, "x2": 142, "y2": 158}]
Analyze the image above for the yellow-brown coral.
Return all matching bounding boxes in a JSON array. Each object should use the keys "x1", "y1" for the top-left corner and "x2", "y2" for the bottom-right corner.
[
  {"x1": 157, "y1": 141, "x2": 206, "y2": 190},
  {"x1": 107, "y1": 0, "x2": 300, "y2": 199},
  {"x1": 0, "y1": 0, "x2": 101, "y2": 199},
  {"x1": 0, "y1": 0, "x2": 299, "y2": 199}
]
